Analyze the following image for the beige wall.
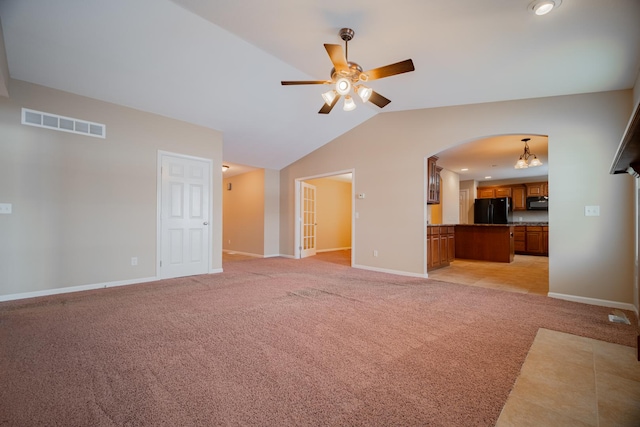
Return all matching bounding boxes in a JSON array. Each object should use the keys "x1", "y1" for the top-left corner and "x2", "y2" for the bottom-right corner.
[
  {"x1": 305, "y1": 178, "x2": 352, "y2": 251},
  {"x1": 222, "y1": 168, "x2": 280, "y2": 257},
  {"x1": 440, "y1": 168, "x2": 459, "y2": 225},
  {"x1": 280, "y1": 90, "x2": 636, "y2": 307},
  {"x1": 0, "y1": 79, "x2": 223, "y2": 298},
  {"x1": 263, "y1": 168, "x2": 280, "y2": 257},
  {"x1": 223, "y1": 169, "x2": 265, "y2": 256}
]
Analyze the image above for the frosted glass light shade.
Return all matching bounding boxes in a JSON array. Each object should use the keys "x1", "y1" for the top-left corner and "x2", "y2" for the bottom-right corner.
[
  {"x1": 357, "y1": 85, "x2": 372, "y2": 103},
  {"x1": 343, "y1": 95, "x2": 356, "y2": 111},
  {"x1": 529, "y1": 156, "x2": 543, "y2": 167},
  {"x1": 514, "y1": 157, "x2": 528, "y2": 169},
  {"x1": 322, "y1": 90, "x2": 337, "y2": 106}
]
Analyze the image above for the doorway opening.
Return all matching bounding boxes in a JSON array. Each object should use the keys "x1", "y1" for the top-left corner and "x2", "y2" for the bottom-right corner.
[
  {"x1": 427, "y1": 134, "x2": 549, "y2": 295},
  {"x1": 294, "y1": 170, "x2": 354, "y2": 266}
]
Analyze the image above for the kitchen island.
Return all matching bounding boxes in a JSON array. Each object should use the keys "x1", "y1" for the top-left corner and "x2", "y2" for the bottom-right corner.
[{"x1": 455, "y1": 224, "x2": 515, "y2": 263}]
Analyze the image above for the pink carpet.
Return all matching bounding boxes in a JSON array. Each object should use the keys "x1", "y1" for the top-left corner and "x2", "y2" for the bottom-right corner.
[{"x1": 0, "y1": 253, "x2": 637, "y2": 426}]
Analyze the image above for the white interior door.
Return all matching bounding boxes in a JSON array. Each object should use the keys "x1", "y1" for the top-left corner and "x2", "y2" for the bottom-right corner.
[
  {"x1": 300, "y1": 182, "x2": 317, "y2": 258},
  {"x1": 159, "y1": 153, "x2": 211, "y2": 279}
]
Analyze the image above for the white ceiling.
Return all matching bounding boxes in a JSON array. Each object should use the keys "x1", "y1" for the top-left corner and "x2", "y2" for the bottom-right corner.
[{"x1": 1, "y1": 0, "x2": 639, "y2": 178}]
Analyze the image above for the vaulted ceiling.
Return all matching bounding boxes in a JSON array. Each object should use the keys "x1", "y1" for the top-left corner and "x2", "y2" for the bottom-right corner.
[{"x1": 1, "y1": 0, "x2": 639, "y2": 177}]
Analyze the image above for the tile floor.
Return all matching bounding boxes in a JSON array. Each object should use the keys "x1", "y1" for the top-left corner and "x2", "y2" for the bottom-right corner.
[
  {"x1": 427, "y1": 254, "x2": 549, "y2": 295},
  {"x1": 496, "y1": 328, "x2": 640, "y2": 427}
]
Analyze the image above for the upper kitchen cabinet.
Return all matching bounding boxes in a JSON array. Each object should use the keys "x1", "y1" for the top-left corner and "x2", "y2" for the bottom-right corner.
[
  {"x1": 476, "y1": 186, "x2": 512, "y2": 199},
  {"x1": 526, "y1": 182, "x2": 548, "y2": 197},
  {"x1": 512, "y1": 185, "x2": 526, "y2": 211},
  {"x1": 427, "y1": 156, "x2": 442, "y2": 204}
]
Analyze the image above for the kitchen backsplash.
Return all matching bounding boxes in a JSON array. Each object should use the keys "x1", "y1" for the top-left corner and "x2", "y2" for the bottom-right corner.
[{"x1": 510, "y1": 210, "x2": 549, "y2": 223}]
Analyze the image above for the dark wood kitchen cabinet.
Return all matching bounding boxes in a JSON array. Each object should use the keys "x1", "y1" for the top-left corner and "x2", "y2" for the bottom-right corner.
[
  {"x1": 427, "y1": 225, "x2": 454, "y2": 271},
  {"x1": 512, "y1": 185, "x2": 527, "y2": 211},
  {"x1": 525, "y1": 226, "x2": 544, "y2": 254},
  {"x1": 526, "y1": 182, "x2": 548, "y2": 197},
  {"x1": 514, "y1": 225, "x2": 548, "y2": 256},
  {"x1": 427, "y1": 156, "x2": 442, "y2": 204},
  {"x1": 514, "y1": 225, "x2": 526, "y2": 252},
  {"x1": 477, "y1": 185, "x2": 512, "y2": 199}
]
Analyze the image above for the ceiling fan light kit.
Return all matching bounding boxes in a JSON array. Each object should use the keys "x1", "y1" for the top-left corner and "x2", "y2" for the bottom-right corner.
[
  {"x1": 281, "y1": 28, "x2": 415, "y2": 114},
  {"x1": 529, "y1": 0, "x2": 561, "y2": 16}
]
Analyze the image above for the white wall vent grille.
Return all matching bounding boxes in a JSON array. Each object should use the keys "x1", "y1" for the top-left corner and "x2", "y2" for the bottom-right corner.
[{"x1": 21, "y1": 108, "x2": 106, "y2": 139}]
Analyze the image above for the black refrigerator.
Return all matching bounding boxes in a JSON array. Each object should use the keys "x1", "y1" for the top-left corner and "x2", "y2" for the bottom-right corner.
[{"x1": 474, "y1": 197, "x2": 510, "y2": 224}]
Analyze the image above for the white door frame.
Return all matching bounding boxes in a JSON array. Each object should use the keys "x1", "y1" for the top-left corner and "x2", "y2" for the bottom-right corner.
[
  {"x1": 300, "y1": 181, "x2": 318, "y2": 258},
  {"x1": 156, "y1": 150, "x2": 213, "y2": 278},
  {"x1": 294, "y1": 169, "x2": 355, "y2": 266}
]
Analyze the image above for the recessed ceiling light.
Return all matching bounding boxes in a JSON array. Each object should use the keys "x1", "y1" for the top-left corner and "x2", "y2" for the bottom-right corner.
[
  {"x1": 461, "y1": 168, "x2": 469, "y2": 172},
  {"x1": 485, "y1": 176, "x2": 492, "y2": 179},
  {"x1": 529, "y1": 0, "x2": 561, "y2": 16}
]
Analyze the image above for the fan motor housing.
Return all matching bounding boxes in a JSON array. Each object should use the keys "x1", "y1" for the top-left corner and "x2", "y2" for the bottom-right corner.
[{"x1": 330, "y1": 63, "x2": 364, "y2": 82}]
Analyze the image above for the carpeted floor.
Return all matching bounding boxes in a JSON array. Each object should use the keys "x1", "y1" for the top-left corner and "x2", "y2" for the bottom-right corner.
[{"x1": 0, "y1": 254, "x2": 637, "y2": 426}]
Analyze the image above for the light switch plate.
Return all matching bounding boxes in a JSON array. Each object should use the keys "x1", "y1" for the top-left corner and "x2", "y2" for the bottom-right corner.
[
  {"x1": 585, "y1": 205, "x2": 600, "y2": 216},
  {"x1": 0, "y1": 203, "x2": 12, "y2": 214}
]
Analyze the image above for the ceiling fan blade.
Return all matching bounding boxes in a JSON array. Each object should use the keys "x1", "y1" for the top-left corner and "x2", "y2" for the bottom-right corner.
[
  {"x1": 319, "y1": 94, "x2": 341, "y2": 114},
  {"x1": 281, "y1": 80, "x2": 331, "y2": 85},
  {"x1": 362, "y1": 59, "x2": 415, "y2": 81},
  {"x1": 324, "y1": 44, "x2": 348, "y2": 73},
  {"x1": 368, "y1": 91, "x2": 391, "y2": 109}
]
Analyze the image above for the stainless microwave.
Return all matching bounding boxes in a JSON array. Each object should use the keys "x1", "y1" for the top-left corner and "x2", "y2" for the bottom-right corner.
[{"x1": 527, "y1": 196, "x2": 548, "y2": 210}]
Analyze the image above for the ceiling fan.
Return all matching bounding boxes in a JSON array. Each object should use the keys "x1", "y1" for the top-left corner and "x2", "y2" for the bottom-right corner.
[{"x1": 281, "y1": 28, "x2": 415, "y2": 114}]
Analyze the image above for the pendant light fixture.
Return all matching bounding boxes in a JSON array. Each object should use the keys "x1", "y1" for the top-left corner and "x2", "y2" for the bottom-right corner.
[{"x1": 514, "y1": 138, "x2": 543, "y2": 169}]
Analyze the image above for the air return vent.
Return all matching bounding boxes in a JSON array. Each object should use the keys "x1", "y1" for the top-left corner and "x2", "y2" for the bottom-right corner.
[{"x1": 21, "y1": 108, "x2": 106, "y2": 139}]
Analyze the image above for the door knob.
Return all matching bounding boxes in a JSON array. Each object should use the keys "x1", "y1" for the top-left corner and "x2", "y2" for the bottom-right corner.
[{"x1": 203, "y1": 222, "x2": 209, "y2": 225}]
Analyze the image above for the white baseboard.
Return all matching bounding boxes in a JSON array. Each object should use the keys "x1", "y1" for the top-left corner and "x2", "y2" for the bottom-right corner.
[
  {"x1": 277, "y1": 254, "x2": 296, "y2": 259},
  {"x1": 548, "y1": 292, "x2": 638, "y2": 315},
  {"x1": 208, "y1": 268, "x2": 223, "y2": 274},
  {"x1": 317, "y1": 247, "x2": 352, "y2": 253},
  {"x1": 223, "y1": 250, "x2": 263, "y2": 258},
  {"x1": 0, "y1": 276, "x2": 159, "y2": 303},
  {"x1": 353, "y1": 264, "x2": 427, "y2": 279}
]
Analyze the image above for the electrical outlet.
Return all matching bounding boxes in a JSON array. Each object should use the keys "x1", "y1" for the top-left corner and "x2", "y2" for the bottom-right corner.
[
  {"x1": 373, "y1": 250, "x2": 378, "y2": 257},
  {"x1": 0, "y1": 203, "x2": 12, "y2": 214},
  {"x1": 131, "y1": 257, "x2": 138, "y2": 266}
]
